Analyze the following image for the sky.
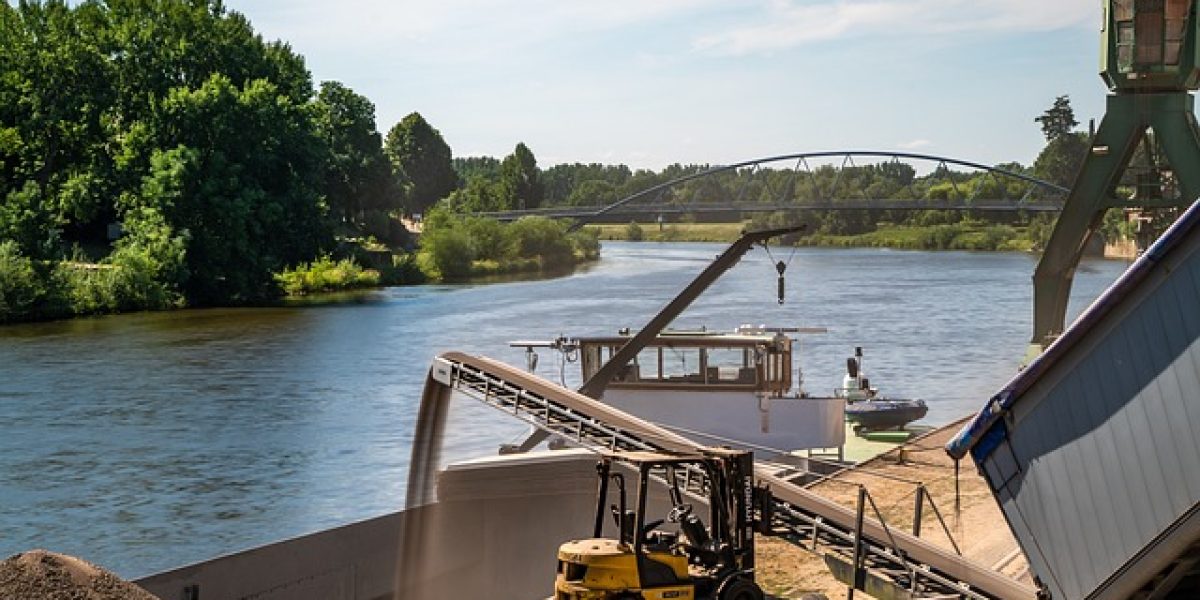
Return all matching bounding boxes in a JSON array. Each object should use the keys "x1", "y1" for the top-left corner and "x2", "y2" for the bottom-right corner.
[{"x1": 234, "y1": 0, "x2": 1107, "y2": 171}]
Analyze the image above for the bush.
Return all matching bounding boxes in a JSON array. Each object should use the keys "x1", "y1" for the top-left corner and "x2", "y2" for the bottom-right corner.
[
  {"x1": 418, "y1": 227, "x2": 475, "y2": 280},
  {"x1": 980, "y1": 225, "x2": 1017, "y2": 250},
  {"x1": 380, "y1": 252, "x2": 426, "y2": 285},
  {"x1": 56, "y1": 262, "x2": 115, "y2": 316},
  {"x1": 569, "y1": 228, "x2": 600, "y2": 259},
  {"x1": 917, "y1": 224, "x2": 966, "y2": 250},
  {"x1": 0, "y1": 241, "x2": 46, "y2": 323},
  {"x1": 508, "y1": 216, "x2": 573, "y2": 263},
  {"x1": 625, "y1": 221, "x2": 644, "y2": 241},
  {"x1": 107, "y1": 243, "x2": 185, "y2": 310},
  {"x1": 416, "y1": 210, "x2": 599, "y2": 280},
  {"x1": 276, "y1": 255, "x2": 380, "y2": 295},
  {"x1": 464, "y1": 216, "x2": 512, "y2": 261}
]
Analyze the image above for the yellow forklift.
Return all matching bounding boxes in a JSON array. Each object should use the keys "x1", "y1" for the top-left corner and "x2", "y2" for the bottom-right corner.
[{"x1": 553, "y1": 447, "x2": 770, "y2": 600}]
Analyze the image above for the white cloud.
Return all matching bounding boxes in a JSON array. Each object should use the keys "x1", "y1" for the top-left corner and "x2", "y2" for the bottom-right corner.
[
  {"x1": 692, "y1": 0, "x2": 1097, "y2": 56},
  {"x1": 243, "y1": 0, "x2": 719, "y2": 60},
  {"x1": 897, "y1": 139, "x2": 932, "y2": 150}
]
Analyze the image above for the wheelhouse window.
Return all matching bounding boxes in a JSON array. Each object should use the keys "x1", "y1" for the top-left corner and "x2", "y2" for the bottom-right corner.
[{"x1": 578, "y1": 337, "x2": 792, "y2": 393}]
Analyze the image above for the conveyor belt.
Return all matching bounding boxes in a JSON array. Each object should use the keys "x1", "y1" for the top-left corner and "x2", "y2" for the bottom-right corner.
[{"x1": 408, "y1": 352, "x2": 1035, "y2": 599}]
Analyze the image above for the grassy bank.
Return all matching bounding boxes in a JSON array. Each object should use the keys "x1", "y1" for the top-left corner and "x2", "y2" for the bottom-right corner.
[
  {"x1": 586, "y1": 220, "x2": 1038, "y2": 252},
  {"x1": 588, "y1": 221, "x2": 746, "y2": 242}
]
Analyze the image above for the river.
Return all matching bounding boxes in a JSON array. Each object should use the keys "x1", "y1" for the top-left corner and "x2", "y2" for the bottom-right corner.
[{"x1": 0, "y1": 242, "x2": 1129, "y2": 577}]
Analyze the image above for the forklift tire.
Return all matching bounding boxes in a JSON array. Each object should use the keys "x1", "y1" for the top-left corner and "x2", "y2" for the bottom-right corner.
[{"x1": 717, "y1": 578, "x2": 764, "y2": 600}]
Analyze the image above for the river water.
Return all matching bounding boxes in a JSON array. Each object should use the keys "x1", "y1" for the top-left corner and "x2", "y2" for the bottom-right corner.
[{"x1": 0, "y1": 242, "x2": 1129, "y2": 576}]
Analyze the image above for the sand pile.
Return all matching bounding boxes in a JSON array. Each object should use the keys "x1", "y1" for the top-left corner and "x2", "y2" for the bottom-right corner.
[{"x1": 0, "y1": 550, "x2": 160, "y2": 600}]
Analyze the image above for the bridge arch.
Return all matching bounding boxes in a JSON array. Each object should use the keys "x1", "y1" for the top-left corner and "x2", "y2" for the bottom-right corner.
[{"x1": 478, "y1": 150, "x2": 1069, "y2": 224}]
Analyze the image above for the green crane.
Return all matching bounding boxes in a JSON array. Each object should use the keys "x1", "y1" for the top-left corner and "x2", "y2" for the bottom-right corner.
[{"x1": 1032, "y1": 0, "x2": 1200, "y2": 352}]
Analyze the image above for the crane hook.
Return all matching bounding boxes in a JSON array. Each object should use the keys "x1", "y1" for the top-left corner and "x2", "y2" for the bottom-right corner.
[{"x1": 776, "y1": 260, "x2": 786, "y2": 305}]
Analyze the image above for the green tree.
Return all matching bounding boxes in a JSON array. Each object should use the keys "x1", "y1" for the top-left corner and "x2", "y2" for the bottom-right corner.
[
  {"x1": 1035, "y1": 95, "x2": 1079, "y2": 142},
  {"x1": 1, "y1": 1, "x2": 116, "y2": 256},
  {"x1": 122, "y1": 74, "x2": 329, "y2": 305},
  {"x1": 314, "y1": 81, "x2": 397, "y2": 225},
  {"x1": 0, "y1": 0, "x2": 393, "y2": 319},
  {"x1": 1031, "y1": 95, "x2": 1088, "y2": 190},
  {"x1": 453, "y1": 156, "x2": 501, "y2": 183},
  {"x1": 498, "y1": 142, "x2": 543, "y2": 210},
  {"x1": 385, "y1": 112, "x2": 458, "y2": 215},
  {"x1": 1033, "y1": 133, "x2": 1088, "y2": 189},
  {"x1": 446, "y1": 175, "x2": 503, "y2": 213},
  {"x1": 566, "y1": 179, "x2": 619, "y2": 206}
]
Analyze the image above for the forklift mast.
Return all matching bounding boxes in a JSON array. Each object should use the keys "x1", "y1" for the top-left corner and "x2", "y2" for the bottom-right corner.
[{"x1": 589, "y1": 448, "x2": 764, "y2": 575}]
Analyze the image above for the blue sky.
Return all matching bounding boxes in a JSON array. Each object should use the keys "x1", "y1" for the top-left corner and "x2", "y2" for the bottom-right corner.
[{"x1": 237, "y1": 0, "x2": 1104, "y2": 171}]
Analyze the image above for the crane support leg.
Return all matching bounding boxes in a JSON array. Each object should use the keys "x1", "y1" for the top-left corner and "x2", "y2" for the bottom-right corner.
[{"x1": 1031, "y1": 92, "x2": 1200, "y2": 351}]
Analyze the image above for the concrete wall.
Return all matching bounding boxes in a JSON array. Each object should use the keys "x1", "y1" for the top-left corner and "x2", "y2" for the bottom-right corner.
[
  {"x1": 136, "y1": 450, "x2": 675, "y2": 600},
  {"x1": 136, "y1": 511, "x2": 407, "y2": 600}
]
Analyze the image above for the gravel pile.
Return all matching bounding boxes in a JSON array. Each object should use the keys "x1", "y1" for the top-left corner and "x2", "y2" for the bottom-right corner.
[{"x1": 0, "y1": 550, "x2": 160, "y2": 600}]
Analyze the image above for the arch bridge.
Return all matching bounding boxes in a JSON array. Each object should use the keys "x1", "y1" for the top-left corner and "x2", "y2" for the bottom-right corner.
[{"x1": 476, "y1": 151, "x2": 1069, "y2": 225}]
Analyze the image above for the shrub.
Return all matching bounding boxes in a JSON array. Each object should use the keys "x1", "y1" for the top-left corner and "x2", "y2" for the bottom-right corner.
[
  {"x1": 625, "y1": 221, "x2": 644, "y2": 241},
  {"x1": 569, "y1": 228, "x2": 600, "y2": 259},
  {"x1": 508, "y1": 216, "x2": 573, "y2": 263},
  {"x1": 417, "y1": 227, "x2": 475, "y2": 280},
  {"x1": 464, "y1": 216, "x2": 512, "y2": 261},
  {"x1": 107, "y1": 244, "x2": 184, "y2": 310},
  {"x1": 920, "y1": 224, "x2": 966, "y2": 250},
  {"x1": 380, "y1": 252, "x2": 426, "y2": 285},
  {"x1": 980, "y1": 225, "x2": 1017, "y2": 250},
  {"x1": 276, "y1": 256, "x2": 380, "y2": 295},
  {"x1": 0, "y1": 241, "x2": 45, "y2": 323}
]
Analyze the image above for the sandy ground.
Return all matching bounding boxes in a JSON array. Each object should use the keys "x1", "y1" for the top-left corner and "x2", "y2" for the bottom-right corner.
[
  {"x1": 755, "y1": 419, "x2": 1030, "y2": 599},
  {"x1": 0, "y1": 550, "x2": 160, "y2": 600}
]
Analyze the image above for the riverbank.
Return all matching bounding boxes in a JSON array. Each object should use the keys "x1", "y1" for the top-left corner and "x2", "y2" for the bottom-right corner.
[{"x1": 587, "y1": 220, "x2": 1041, "y2": 251}]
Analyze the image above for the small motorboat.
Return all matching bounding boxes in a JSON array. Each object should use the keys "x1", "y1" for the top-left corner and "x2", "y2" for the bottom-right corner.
[{"x1": 837, "y1": 347, "x2": 928, "y2": 434}]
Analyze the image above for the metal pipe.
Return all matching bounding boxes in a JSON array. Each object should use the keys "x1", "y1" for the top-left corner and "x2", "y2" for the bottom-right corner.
[
  {"x1": 913, "y1": 485, "x2": 926, "y2": 537},
  {"x1": 849, "y1": 485, "x2": 867, "y2": 599}
]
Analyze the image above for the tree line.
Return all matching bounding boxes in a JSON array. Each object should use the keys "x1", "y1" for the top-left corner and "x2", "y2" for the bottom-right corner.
[{"x1": 0, "y1": 0, "x2": 564, "y2": 322}]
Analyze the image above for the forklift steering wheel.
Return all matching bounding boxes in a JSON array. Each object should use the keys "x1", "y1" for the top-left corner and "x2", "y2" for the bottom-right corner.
[{"x1": 667, "y1": 503, "x2": 693, "y2": 523}]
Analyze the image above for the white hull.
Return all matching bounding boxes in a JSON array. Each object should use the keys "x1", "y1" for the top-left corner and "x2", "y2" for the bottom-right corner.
[{"x1": 604, "y1": 389, "x2": 845, "y2": 451}]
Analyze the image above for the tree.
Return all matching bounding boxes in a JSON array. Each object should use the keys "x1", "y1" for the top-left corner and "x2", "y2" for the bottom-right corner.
[
  {"x1": 1035, "y1": 95, "x2": 1079, "y2": 142},
  {"x1": 384, "y1": 112, "x2": 458, "y2": 215},
  {"x1": 498, "y1": 142, "x2": 543, "y2": 210},
  {"x1": 121, "y1": 74, "x2": 329, "y2": 305},
  {"x1": 0, "y1": 0, "x2": 400, "y2": 318},
  {"x1": 1032, "y1": 96, "x2": 1088, "y2": 190},
  {"x1": 566, "y1": 179, "x2": 619, "y2": 206},
  {"x1": 314, "y1": 81, "x2": 397, "y2": 225},
  {"x1": 453, "y1": 156, "x2": 501, "y2": 183},
  {"x1": 446, "y1": 175, "x2": 503, "y2": 213},
  {"x1": 0, "y1": 1, "x2": 116, "y2": 256}
]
